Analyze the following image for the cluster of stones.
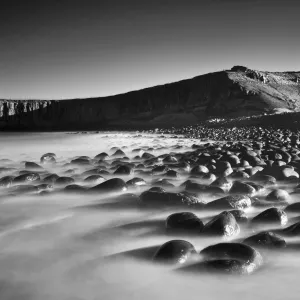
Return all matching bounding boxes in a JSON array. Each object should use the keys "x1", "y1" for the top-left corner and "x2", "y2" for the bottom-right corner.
[
  {"x1": 155, "y1": 124, "x2": 300, "y2": 143},
  {"x1": 1, "y1": 136, "x2": 300, "y2": 275}
]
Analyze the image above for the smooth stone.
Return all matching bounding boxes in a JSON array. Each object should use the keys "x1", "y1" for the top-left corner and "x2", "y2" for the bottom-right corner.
[
  {"x1": 0, "y1": 176, "x2": 14, "y2": 188},
  {"x1": 84, "y1": 175, "x2": 105, "y2": 184},
  {"x1": 243, "y1": 231, "x2": 286, "y2": 249},
  {"x1": 197, "y1": 242, "x2": 263, "y2": 274},
  {"x1": 265, "y1": 189, "x2": 290, "y2": 202},
  {"x1": 229, "y1": 171, "x2": 250, "y2": 179},
  {"x1": 64, "y1": 184, "x2": 87, "y2": 193},
  {"x1": 164, "y1": 170, "x2": 179, "y2": 178},
  {"x1": 152, "y1": 165, "x2": 169, "y2": 174},
  {"x1": 280, "y1": 221, "x2": 300, "y2": 236},
  {"x1": 140, "y1": 190, "x2": 204, "y2": 207},
  {"x1": 153, "y1": 240, "x2": 196, "y2": 264},
  {"x1": 40, "y1": 153, "x2": 56, "y2": 164},
  {"x1": 13, "y1": 173, "x2": 40, "y2": 184},
  {"x1": 190, "y1": 165, "x2": 209, "y2": 175},
  {"x1": 94, "y1": 152, "x2": 109, "y2": 160},
  {"x1": 126, "y1": 177, "x2": 146, "y2": 187},
  {"x1": 210, "y1": 177, "x2": 232, "y2": 191},
  {"x1": 25, "y1": 162, "x2": 43, "y2": 171},
  {"x1": 163, "y1": 156, "x2": 178, "y2": 163},
  {"x1": 152, "y1": 179, "x2": 175, "y2": 188},
  {"x1": 202, "y1": 211, "x2": 240, "y2": 237},
  {"x1": 141, "y1": 152, "x2": 155, "y2": 159},
  {"x1": 36, "y1": 184, "x2": 53, "y2": 191},
  {"x1": 229, "y1": 181, "x2": 256, "y2": 196},
  {"x1": 229, "y1": 209, "x2": 248, "y2": 223},
  {"x1": 81, "y1": 169, "x2": 102, "y2": 176},
  {"x1": 285, "y1": 202, "x2": 300, "y2": 212},
  {"x1": 64, "y1": 169, "x2": 77, "y2": 175},
  {"x1": 206, "y1": 195, "x2": 251, "y2": 210},
  {"x1": 113, "y1": 165, "x2": 133, "y2": 175},
  {"x1": 244, "y1": 182, "x2": 264, "y2": 192},
  {"x1": 251, "y1": 208, "x2": 288, "y2": 226},
  {"x1": 166, "y1": 212, "x2": 204, "y2": 233},
  {"x1": 201, "y1": 173, "x2": 217, "y2": 182},
  {"x1": 9, "y1": 185, "x2": 39, "y2": 194},
  {"x1": 70, "y1": 158, "x2": 90, "y2": 166},
  {"x1": 215, "y1": 161, "x2": 232, "y2": 172},
  {"x1": 43, "y1": 174, "x2": 59, "y2": 184},
  {"x1": 251, "y1": 173, "x2": 277, "y2": 185},
  {"x1": 148, "y1": 187, "x2": 166, "y2": 193},
  {"x1": 281, "y1": 167, "x2": 299, "y2": 179},
  {"x1": 89, "y1": 178, "x2": 127, "y2": 193},
  {"x1": 55, "y1": 176, "x2": 75, "y2": 186},
  {"x1": 112, "y1": 149, "x2": 126, "y2": 157}
]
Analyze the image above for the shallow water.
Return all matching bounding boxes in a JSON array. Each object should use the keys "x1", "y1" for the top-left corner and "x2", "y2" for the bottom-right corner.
[{"x1": 0, "y1": 132, "x2": 299, "y2": 300}]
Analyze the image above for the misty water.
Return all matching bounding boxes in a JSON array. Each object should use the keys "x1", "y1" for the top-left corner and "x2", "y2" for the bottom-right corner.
[{"x1": 0, "y1": 132, "x2": 299, "y2": 300}]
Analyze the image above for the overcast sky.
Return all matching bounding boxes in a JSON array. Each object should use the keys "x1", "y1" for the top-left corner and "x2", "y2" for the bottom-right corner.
[{"x1": 0, "y1": 0, "x2": 299, "y2": 99}]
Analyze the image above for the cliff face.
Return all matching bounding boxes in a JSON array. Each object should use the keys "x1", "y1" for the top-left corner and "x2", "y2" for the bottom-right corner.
[{"x1": 0, "y1": 67, "x2": 299, "y2": 130}]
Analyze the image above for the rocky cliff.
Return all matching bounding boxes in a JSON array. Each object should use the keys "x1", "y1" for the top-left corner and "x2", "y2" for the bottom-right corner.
[{"x1": 0, "y1": 66, "x2": 299, "y2": 130}]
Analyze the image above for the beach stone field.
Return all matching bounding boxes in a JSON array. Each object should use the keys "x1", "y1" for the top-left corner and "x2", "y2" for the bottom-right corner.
[{"x1": 1, "y1": 131, "x2": 300, "y2": 273}]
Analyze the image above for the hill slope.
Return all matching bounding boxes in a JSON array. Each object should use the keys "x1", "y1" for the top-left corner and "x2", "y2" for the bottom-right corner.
[{"x1": 0, "y1": 66, "x2": 299, "y2": 130}]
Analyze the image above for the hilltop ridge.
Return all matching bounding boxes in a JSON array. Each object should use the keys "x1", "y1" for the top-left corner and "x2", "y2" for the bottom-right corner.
[{"x1": 0, "y1": 66, "x2": 299, "y2": 130}]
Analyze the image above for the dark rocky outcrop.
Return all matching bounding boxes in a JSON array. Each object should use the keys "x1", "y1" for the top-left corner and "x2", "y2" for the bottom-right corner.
[{"x1": 1, "y1": 67, "x2": 300, "y2": 130}]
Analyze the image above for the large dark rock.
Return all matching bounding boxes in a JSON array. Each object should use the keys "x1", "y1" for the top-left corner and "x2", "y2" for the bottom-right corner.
[
  {"x1": 112, "y1": 149, "x2": 126, "y2": 157},
  {"x1": 229, "y1": 209, "x2": 248, "y2": 223},
  {"x1": 229, "y1": 171, "x2": 250, "y2": 180},
  {"x1": 89, "y1": 178, "x2": 127, "y2": 193},
  {"x1": 206, "y1": 195, "x2": 251, "y2": 210},
  {"x1": 94, "y1": 152, "x2": 109, "y2": 160},
  {"x1": 36, "y1": 183, "x2": 53, "y2": 191},
  {"x1": 126, "y1": 177, "x2": 146, "y2": 187},
  {"x1": 243, "y1": 231, "x2": 286, "y2": 249},
  {"x1": 43, "y1": 174, "x2": 59, "y2": 184},
  {"x1": 9, "y1": 184, "x2": 39, "y2": 194},
  {"x1": 202, "y1": 211, "x2": 240, "y2": 237},
  {"x1": 285, "y1": 202, "x2": 300, "y2": 212},
  {"x1": 55, "y1": 176, "x2": 75, "y2": 186},
  {"x1": 251, "y1": 173, "x2": 276, "y2": 185},
  {"x1": 152, "y1": 178, "x2": 175, "y2": 188},
  {"x1": 152, "y1": 165, "x2": 169, "y2": 174},
  {"x1": 40, "y1": 153, "x2": 56, "y2": 164},
  {"x1": 192, "y1": 242, "x2": 263, "y2": 274},
  {"x1": 166, "y1": 212, "x2": 204, "y2": 233},
  {"x1": 190, "y1": 165, "x2": 209, "y2": 175},
  {"x1": 265, "y1": 189, "x2": 290, "y2": 203},
  {"x1": 163, "y1": 155, "x2": 178, "y2": 164},
  {"x1": 25, "y1": 162, "x2": 43, "y2": 171},
  {"x1": 0, "y1": 176, "x2": 14, "y2": 188},
  {"x1": 210, "y1": 177, "x2": 232, "y2": 191},
  {"x1": 64, "y1": 184, "x2": 87, "y2": 193},
  {"x1": 153, "y1": 240, "x2": 196, "y2": 264},
  {"x1": 84, "y1": 175, "x2": 105, "y2": 184},
  {"x1": 140, "y1": 190, "x2": 204, "y2": 207},
  {"x1": 229, "y1": 181, "x2": 256, "y2": 196},
  {"x1": 280, "y1": 221, "x2": 300, "y2": 236},
  {"x1": 13, "y1": 173, "x2": 40, "y2": 184},
  {"x1": 70, "y1": 158, "x2": 90, "y2": 166},
  {"x1": 113, "y1": 165, "x2": 133, "y2": 175},
  {"x1": 251, "y1": 208, "x2": 288, "y2": 226}
]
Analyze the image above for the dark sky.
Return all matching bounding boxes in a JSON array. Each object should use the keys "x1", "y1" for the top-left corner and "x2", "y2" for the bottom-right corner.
[{"x1": 0, "y1": 0, "x2": 299, "y2": 99}]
